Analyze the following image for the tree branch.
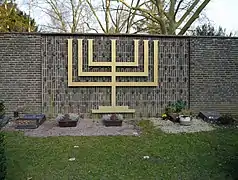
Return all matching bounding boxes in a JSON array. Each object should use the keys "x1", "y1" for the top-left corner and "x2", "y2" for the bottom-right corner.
[
  {"x1": 178, "y1": 0, "x2": 211, "y2": 35},
  {"x1": 126, "y1": 0, "x2": 140, "y2": 33},
  {"x1": 174, "y1": 0, "x2": 184, "y2": 18},
  {"x1": 85, "y1": 21, "x2": 99, "y2": 33},
  {"x1": 119, "y1": 0, "x2": 167, "y2": 34},
  {"x1": 86, "y1": 0, "x2": 106, "y2": 33},
  {"x1": 176, "y1": 0, "x2": 199, "y2": 28}
]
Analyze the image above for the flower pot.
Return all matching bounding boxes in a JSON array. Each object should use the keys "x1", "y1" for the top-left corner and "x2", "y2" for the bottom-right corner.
[
  {"x1": 56, "y1": 113, "x2": 79, "y2": 127},
  {"x1": 58, "y1": 120, "x2": 78, "y2": 127},
  {"x1": 179, "y1": 115, "x2": 192, "y2": 126},
  {"x1": 103, "y1": 119, "x2": 123, "y2": 127},
  {"x1": 15, "y1": 114, "x2": 46, "y2": 129},
  {"x1": 167, "y1": 113, "x2": 180, "y2": 122},
  {"x1": 101, "y1": 114, "x2": 123, "y2": 127}
]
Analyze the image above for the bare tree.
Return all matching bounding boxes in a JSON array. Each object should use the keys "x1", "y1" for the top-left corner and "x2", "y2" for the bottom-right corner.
[
  {"x1": 34, "y1": 0, "x2": 95, "y2": 33},
  {"x1": 86, "y1": 0, "x2": 140, "y2": 34},
  {"x1": 118, "y1": 0, "x2": 211, "y2": 35}
]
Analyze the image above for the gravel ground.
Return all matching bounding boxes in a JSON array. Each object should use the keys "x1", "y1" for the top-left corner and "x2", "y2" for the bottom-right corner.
[
  {"x1": 150, "y1": 118, "x2": 215, "y2": 134},
  {"x1": 2, "y1": 119, "x2": 140, "y2": 137},
  {"x1": 1, "y1": 117, "x2": 215, "y2": 136}
]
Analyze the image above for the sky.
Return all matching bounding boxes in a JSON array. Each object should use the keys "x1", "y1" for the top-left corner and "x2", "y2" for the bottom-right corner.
[
  {"x1": 205, "y1": 0, "x2": 238, "y2": 33},
  {"x1": 15, "y1": 0, "x2": 238, "y2": 34}
]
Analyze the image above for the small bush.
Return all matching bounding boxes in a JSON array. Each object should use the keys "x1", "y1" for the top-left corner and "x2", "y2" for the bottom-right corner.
[
  {"x1": 165, "y1": 100, "x2": 187, "y2": 114},
  {"x1": 179, "y1": 109, "x2": 193, "y2": 116},
  {"x1": 0, "y1": 133, "x2": 6, "y2": 180},
  {"x1": 218, "y1": 114, "x2": 235, "y2": 125}
]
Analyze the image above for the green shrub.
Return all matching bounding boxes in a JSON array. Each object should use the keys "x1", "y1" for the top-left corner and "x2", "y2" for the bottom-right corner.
[
  {"x1": 165, "y1": 100, "x2": 187, "y2": 114},
  {"x1": 0, "y1": 132, "x2": 6, "y2": 180},
  {"x1": 218, "y1": 114, "x2": 235, "y2": 125}
]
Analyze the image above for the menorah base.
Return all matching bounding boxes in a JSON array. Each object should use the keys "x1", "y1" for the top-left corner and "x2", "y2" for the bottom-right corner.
[{"x1": 91, "y1": 106, "x2": 135, "y2": 114}]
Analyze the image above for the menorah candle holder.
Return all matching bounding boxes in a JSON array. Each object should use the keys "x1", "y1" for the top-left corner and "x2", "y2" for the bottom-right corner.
[{"x1": 67, "y1": 39, "x2": 159, "y2": 115}]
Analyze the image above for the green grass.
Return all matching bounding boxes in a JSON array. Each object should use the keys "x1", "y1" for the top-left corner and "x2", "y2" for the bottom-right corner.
[{"x1": 3, "y1": 120, "x2": 238, "y2": 180}]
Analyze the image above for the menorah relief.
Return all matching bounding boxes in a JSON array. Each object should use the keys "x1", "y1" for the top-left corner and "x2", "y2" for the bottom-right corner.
[{"x1": 67, "y1": 39, "x2": 159, "y2": 114}]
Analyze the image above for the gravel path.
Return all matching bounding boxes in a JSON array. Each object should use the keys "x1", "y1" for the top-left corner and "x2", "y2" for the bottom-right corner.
[
  {"x1": 2, "y1": 119, "x2": 140, "y2": 137},
  {"x1": 150, "y1": 118, "x2": 215, "y2": 134}
]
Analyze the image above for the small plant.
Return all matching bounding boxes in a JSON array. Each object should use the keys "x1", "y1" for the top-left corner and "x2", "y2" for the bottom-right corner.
[
  {"x1": 171, "y1": 100, "x2": 186, "y2": 113},
  {"x1": 165, "y1": 106, "x2": 174, "y2": 114},
  {"x1": 161, "y1": 113, "x2": 167, "y2": 120},
  {"x1": 102, "y1": 114, "x2": 123, "y2": 127},
  {"x1": 165, "y1": 100, "x2": 187, "y2": 114},
  {"x1": 179, "y1": 109, "x2": 193, "y2": 117},
  {"x1": 102, "y1": 114, "x2": 123, "y2": 121},
  {"x1": 218, "y1": 114, "x2": 235, "y2": 125}
]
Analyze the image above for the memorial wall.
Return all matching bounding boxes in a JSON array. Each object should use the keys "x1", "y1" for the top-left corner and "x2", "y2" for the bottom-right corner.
[{"x1": 0, "y1": 33, "x2": 237, "y2": 117}]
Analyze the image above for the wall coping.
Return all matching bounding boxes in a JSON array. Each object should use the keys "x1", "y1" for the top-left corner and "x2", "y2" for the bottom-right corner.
[{"x1": 0, "y1": 32, "x2": 238, "y2": 39}]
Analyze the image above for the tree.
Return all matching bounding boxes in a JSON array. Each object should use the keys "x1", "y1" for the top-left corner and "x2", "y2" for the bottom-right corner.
[
  {"x1": 132, "y1": 1, "x2": 169, "y2": 34},
  {"x1": 86, "y1": 0, "x2": 140, "y2": 34},
  {"x1": 191, "y1": 23, "x2": 233, "y2": 36},
  {"x1": 34, "y1": 0, "x2": 95, "y2": 33},
  {"x1": 118, "y1": 0, "x2": 211, "y2": 35},
  {"x1": 0, "y1": 0, "x2": 37, "y2": 32}
]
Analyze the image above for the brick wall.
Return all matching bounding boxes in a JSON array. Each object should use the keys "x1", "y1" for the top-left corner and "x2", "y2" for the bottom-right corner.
[
  {"x1": 0, "y1": 33, "x2": 237, "y2": 117},
  {"x1": 190, "y1": 37, "x2": 238, "y2": 116},
  {"x1": 0, "y1": 33, "x2": 42, "y2": 115},
  {"x1": 41, "y1": 35, "x2": 189, "y2": 117}
]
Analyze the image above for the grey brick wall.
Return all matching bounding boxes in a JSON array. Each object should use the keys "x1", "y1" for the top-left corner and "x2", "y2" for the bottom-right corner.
[
  {"x1": 190, "y1": 38, "x2": 238, "y2": 116},
  {"x1": 0, "y1": 33, "x2": 237, "y2": 117},
  {"x1": 0, "y1": 33, "x2": 42, "y2": 115},
  {"x1": 41, "y1": 35, "x2": 189, "y2": 117}
]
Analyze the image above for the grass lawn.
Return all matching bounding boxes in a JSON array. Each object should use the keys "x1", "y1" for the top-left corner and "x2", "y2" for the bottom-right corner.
[{"x1": 3, "y1": 121, "x2": 238, "y2": 180}]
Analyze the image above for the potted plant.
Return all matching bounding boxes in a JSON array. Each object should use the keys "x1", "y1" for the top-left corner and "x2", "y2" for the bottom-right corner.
[
  {"x1": 102, "y1": 114, "x2": 123, "y2": 127},
  {"x1": 56, "y1": 113, "x2": 79, "y2": 127},
  {"x1": 179, "y1": 109, "x2": 193, "y2": 126},
  {"x1": 165, "y1": 100, "x2": 186, "y2": 122}
]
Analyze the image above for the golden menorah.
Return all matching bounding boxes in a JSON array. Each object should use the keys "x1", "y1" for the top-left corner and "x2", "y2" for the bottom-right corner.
[{"x1": 67, "y1": 39, "x2": 159, "y2": 114}]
